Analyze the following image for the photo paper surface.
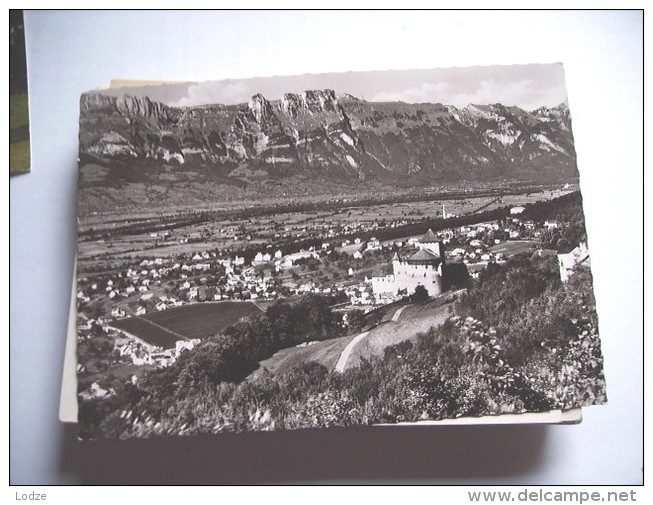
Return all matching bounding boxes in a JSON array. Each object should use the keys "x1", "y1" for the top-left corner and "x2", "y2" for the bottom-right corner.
[{"x1": 75, "y1": 64, "x2": 606, "y2": 439}]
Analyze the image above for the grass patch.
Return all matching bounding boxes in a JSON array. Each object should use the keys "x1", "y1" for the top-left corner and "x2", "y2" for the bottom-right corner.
[
  {"x1": 113, "y1": 301, "x2": 263, "y2": 347},
  {"x1": 112, "y1": 317, "x2": 181, "y2": 348},
  {"x1": 255, "y1": 297, "x2": 456, "y2": 376},
  {"x1": 345, "y1": 299, "x2": 454, "y2": 369},
  {"x1": 490, "y1": 239, "x2": 539, "y2": 257},
  {"x1": 144, "y1": 301, "x2": 262, "y2": 340},
  {"x1": 254, "y1": 334, "x2": 354, "y2": 377}
]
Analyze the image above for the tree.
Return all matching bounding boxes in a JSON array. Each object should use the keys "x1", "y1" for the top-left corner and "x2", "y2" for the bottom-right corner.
[
  {"x1": 556, "y1": 237, "x2": 572, "y2": 254},
  {"x1": 347, "y1": 309, "x2": 367, "y2": 333},
  {"x1": 411, "y1": 284, "x2": 430, "y2": 303}
]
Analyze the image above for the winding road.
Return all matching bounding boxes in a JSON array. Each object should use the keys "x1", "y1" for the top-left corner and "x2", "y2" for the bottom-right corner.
[
  {"x1": 334, "y1": 305, "x2": 407, "y2": 373},
  {"x1": 390, "y1": 305, "x2": 408, "y2": 322},
  {"x1": 333, "y1": 331, "x2": 369, "y2": 373}
]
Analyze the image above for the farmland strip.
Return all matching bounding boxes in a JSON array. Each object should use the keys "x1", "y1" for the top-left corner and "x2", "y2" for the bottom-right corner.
[{"x1": 134, "y1": 316, "x2": 187, "y2": 342}]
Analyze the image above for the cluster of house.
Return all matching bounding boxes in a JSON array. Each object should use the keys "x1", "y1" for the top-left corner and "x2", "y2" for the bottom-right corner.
[
  {"x1": 77, "y1": 312, "x2": 113, "y2": 338},
  {"x1": 425, "y1": 214, "x2": 561, "y2": 267},
  {"x1": 252, "y1": 248, "x2": 324, "y2": 269},
  {"x1": 342, "y1": 284, "x2": 376, "y2": 305},
  {"x1": 558, "y1": 242, "x2": 591, "y2": 282},
  {"x1": 337, "y1": 211, "x2": 575, "y2": 305},
  {"x1": 223, "y1": 211, "x2": 412, "y2": 248},
  {"x1": 79, "y1": 242, "x2": 346, "y2": 327},
  {"x1": 113, "y1": 334, "x2": 201, "y2": 368},
  {"x1": 275, "y1": 216, "x2": 410, "y2": 244},
  {"x1": 341, "y1": 236, "x2": 383, "y2": 259},
  {"x1": 81, "y1": 209, "x2": 577, "y2": 321},
  {"x1": 79, "y1": 337, "x2": 201, "y2": 400},
  {"x1": 76, "y1": 253, "x2": 222, "y2": 304},
  {"x1": 77, "y1": 250, "x2": 268, "y2": 315}
]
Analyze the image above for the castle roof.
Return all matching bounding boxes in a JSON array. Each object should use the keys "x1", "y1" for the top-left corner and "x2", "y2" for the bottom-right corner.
[
  {"x1": 421, "y1": 228, "x2": 438, "y2": 243},
  {"x1": 407, "y1": 248, "x2": 441, "y2": 264}
]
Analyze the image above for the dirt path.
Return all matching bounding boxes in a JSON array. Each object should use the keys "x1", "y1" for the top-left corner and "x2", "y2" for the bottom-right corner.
[
  {"x1": 334, "y1": 305, "x2": 406, "y2": 373},
  {"x1": 391, "y1": 305, "x2": 408, "y2": 322},
  {"x1": 334, "y1": 331, "x2": 369, "y2": 373},
  {"x1": 255, "y1": 297, "x2": 457, "y2": 378},
  {"x1": 341, "y1": 300, "x2": 454, "y2": 372}
]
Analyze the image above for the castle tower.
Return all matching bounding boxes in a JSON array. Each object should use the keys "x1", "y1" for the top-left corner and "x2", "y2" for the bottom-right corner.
[
  {"x1": 436, "y1": 241, "x2": 445, "y2": 264},
  {"x1": 391, "y1": 251, "x2": 402, "y2": 276}
]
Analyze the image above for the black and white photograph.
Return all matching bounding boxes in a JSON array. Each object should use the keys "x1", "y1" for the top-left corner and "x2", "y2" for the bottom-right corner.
[{"x1": 75, "y1": 64, "x2": 607, "y2": 440}]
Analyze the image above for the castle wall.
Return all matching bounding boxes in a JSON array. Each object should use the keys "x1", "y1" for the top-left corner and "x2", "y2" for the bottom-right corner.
[
  {"x1": 371, "y1": 275, "x2": 397, "y2": 295},
  {"x1": 372, "y1": 260, "x2": 444, "y2": 297}
]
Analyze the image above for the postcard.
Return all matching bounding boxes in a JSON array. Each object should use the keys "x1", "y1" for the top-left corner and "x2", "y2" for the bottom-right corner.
[{"x1": 74, "y1": 64, "x2": 605, "y2": 439}]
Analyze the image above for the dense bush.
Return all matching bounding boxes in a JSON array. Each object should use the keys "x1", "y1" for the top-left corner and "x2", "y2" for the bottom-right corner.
[
  {"x1": 411, "y1": 284, "x2": 430, "y2": 303},
  {"x1": 522, "y1": 191, "x2": 588, "y2": 251}
]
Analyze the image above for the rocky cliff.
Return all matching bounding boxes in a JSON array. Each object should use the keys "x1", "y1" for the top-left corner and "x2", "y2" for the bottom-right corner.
[{"x1": 79, "y1": 89, "x2": 578, "y2": 185}]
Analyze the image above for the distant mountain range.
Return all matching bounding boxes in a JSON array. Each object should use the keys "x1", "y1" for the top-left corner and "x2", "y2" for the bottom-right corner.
[{"x1": 79, "y1": 89, "x2": 578, "y2": 186}]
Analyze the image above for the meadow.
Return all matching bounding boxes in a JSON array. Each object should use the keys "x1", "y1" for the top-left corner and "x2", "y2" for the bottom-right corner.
[{"x1": 113, "y1": 301, "x2": 263, "y2": 347}]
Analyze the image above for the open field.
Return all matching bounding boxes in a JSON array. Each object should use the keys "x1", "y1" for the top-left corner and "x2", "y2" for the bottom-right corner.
[
  {"x1": 253, "y1": 295, "x2": 457, "y2": 378},
  {"x1": 111, "y1": 317, "x2": 182, "y2": 348},
  {"x1": 146, "y1": 301, "x2": 263, "y2": 339},
  {"x1": 253, "y1": 334, "x2": 354, "y2": 378},
  {"x1": 490, "y1": 239, "x2": 540, "y2": 257},
  {"x1": 113, "y1": 301, "x2": 263, "y2": 347},
  {"x1": 343, "y1": 297, "x2": 455, "y2": 371}
]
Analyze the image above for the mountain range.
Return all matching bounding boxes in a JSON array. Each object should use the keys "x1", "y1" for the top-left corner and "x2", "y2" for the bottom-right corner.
[{"x1": 78, "y1": 89, "x2": 578, "y2": 187}]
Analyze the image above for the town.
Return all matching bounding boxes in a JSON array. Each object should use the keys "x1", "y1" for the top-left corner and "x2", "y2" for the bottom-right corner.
[{"x1": 76, "y1": 196, "x2": 587, "y2": 401}]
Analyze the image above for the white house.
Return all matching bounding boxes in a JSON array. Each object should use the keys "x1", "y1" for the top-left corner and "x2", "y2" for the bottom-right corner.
[{"x1": 558, "y1": 242, "x2": 591, "y2": 282}]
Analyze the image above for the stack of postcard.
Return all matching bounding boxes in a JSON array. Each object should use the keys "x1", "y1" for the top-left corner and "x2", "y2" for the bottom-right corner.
[
  {"x1": 10, "y1": 10, "x2": 31, "y2": 175},
  {"x1": 61, "y1": 64, "x2": 607, "y2": 440}
]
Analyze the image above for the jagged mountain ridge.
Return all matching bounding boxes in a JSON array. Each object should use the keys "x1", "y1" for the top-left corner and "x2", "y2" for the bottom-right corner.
[{"x1": 79, "y1": 89, "x2": 578, "y2": 185}]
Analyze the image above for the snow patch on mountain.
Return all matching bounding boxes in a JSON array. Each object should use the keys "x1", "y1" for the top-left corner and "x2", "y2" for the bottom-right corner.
[
  {"x1": 265, "y1": 156, "x2": 294, "y2": 164},
  {"x1": 163, "y1": 151, "x2": 184, "y2": 164},
  {"x1": 340, "y1": 133, "x2": 355, "y2": 147},
  {"x1": 254, "y1": 133, "x2": 269, "y2": 153},
  {"x1": 533, "y1": 133, "x2": 567, "y2": 154},
  {"x1": 486, "y1": 130, "x2": 517, "y2": 146},
  {"x1": 79, "y1": 90, "x2": 578, "y2": 185},
  {"x1": 466, "y1": 104, "x2": 501, "y2": 121}
]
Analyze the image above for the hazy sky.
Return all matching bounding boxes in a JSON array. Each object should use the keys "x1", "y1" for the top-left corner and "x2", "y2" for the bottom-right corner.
[{"x1": 101, "y1": 63, "x2": 568, "y2": 111}]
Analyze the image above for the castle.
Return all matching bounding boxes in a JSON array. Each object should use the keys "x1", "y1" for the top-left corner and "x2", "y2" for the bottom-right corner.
[{"x1": 371, "y1": 229, "x2": 468, "y2": 299}]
